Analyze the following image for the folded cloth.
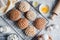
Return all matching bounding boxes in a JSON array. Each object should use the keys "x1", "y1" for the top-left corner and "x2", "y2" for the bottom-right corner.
[{"x1": 0, "y1": 0, "x2": 19, "y2": 14}]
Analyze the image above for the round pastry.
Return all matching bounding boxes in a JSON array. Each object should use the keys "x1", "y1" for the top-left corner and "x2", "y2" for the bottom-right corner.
[
  {"x1": 38, "y1": 34, "x2": 52, "y2": 40},
  {"x1": 19, "y1": 1, "x2": 30, "y2": 12},
  {"x1": 10, "y1": 9, "x2": 21, "y2": 21},
  {"x1": 7, "y1": 34, "x2": 18, "y2": 40},
  {"x1": 26, "y1": 10, "x2": 36, "y2": 21},
  {"x1": 25, "y1": 26, "x2": 36, "y2": 37},
  {"x1": 34, "y1": 18, "x2": 46, "y2": 30},
  {"x1": 17, "y1": 18, "x2": 29, "y2": 29}
]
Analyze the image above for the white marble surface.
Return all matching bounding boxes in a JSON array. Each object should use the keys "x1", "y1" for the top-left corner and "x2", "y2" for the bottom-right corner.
[{"x1": 48, "y1": 14, "x2": 60, "y2": 40}]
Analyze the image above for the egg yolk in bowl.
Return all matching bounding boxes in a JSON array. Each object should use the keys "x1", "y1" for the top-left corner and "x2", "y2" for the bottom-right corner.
[{"x1": 39, "y1": 5, "x2": 49, "y2": 14}]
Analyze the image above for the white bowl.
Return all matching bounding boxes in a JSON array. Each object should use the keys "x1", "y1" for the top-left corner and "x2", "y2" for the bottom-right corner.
[
  {"x1": 39, "y1": 4, "x2": 49, "y2": 14},
  {"x1": 7, "y1": 34, "x2": 19, "y2": 40}
]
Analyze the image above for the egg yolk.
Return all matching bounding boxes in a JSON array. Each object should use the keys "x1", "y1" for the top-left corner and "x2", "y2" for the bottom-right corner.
[{"x1": 41, "y1": 6, "x2": 49, "y2": 14}]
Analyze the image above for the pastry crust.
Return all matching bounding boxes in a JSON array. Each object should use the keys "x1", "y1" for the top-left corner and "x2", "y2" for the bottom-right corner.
[
  {"x1": 26, "y1": 10, "x2": 36, "y2": 21},
  {"x1": 17, "y1": 18, "x2": 29, "y2": 29},
  {"x1": 25, "y1": 26, "x2": 36, "y2": 37},
  {"x1": 34, "y1": 18, "x2": 46, "y2": 30},
  {"x1": 19, "y1": 1, "x2": 30, "y2": 12},
  {"x1": 10, "y1": 9, "x2": 21, "y2": 21}
]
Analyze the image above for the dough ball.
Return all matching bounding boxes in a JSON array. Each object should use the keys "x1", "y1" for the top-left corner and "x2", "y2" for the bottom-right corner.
[
  {"x1": 25, "y1": 25, "x2": 36, "y2": 37},
  {"x1": 19, "y1": 1, "x2": 30, "y2": 12},
  {"x1": 10, "y1": 9, "x2": 21, "y2": 21},
  {"x1": 26, "y1": 10, "x2": 36, "y2": 21},
  {"x1": 17, "y1": 18, "x2": 29, "y2": 29},
  {"x1": 34, "y1": 18, "x2": 46, "y2": 30}
]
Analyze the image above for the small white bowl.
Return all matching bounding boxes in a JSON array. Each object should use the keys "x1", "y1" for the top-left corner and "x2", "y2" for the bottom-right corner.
[
  {"x1": 39, "y1": 4, "x2": 49, "y2": 14},
  {"x1": 7, "y1": 34, "x2": 19, "y2": 40},
  {"x1": 32, "y1": 1, "x2": 38, "y2": 7}
]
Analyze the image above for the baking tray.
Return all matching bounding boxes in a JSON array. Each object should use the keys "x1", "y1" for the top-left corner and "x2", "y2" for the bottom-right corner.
[
  {"x1": 0, "y1": 17, "x2": 23, "y2": 40},
  {"x1": 1, "y1": 0, "x2": 49, "y2": 40}
]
